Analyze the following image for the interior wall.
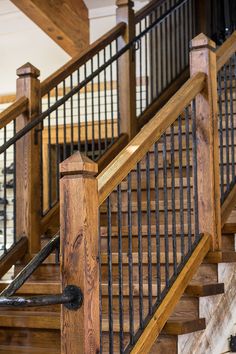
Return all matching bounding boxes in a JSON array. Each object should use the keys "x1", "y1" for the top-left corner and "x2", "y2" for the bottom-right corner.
[{"x1": 0, "y1": 0, "x2": 148, "y2": 95}]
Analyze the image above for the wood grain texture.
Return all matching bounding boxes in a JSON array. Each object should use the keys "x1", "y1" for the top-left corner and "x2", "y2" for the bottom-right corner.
[
  {"x1": 97, "y1": 72, "x2": 206, "y2": 205},
  {"x1": 116, "y1": 0, "x2": 137, "y2": 139},
  {"x1": 60, "y1": 152, "x2": 100, "y2": 353},
  {"x1": 190, "y1": 33, "x2": 222, "y2": 251},
  {"x1": 16, "y1": 63, "x2": 42, "y2": 255},
  {"x1": 0, "y1": 97, "x2": 28, "y2": 129},
  {"x1": 10, "y1": 0, "x2": 89, "y2": 57},
  {"x1": 130, "y1": 233, "x2": 211, "y2": 353},
  {"x1": 40, "y1": 23, "x2": 126, "y2": 96},
  {"x1": 216, "y1": 31, "x2": 236, "y2": 71},
  {"x1": 221, "y1": 183, "x2": 236, "y2": 227}
]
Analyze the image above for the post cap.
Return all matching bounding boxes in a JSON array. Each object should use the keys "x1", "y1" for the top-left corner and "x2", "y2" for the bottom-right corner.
[
  {"x1": 116, "y1": 0, "x2": 134, "y2": 8},
  {"x1": 60, "y1": 151, "x2": 98, "y2": 176},
  {"x1": 17, "y1": 63, "x2": 40, "y2": 78},
  {"x1": 190, "y1": 33, "x2": 216, "y2": 51}
]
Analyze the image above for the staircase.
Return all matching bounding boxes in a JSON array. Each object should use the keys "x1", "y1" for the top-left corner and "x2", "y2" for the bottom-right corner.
[{"x1": 0, "y1": 0, "x2": 236, "y2": 353}]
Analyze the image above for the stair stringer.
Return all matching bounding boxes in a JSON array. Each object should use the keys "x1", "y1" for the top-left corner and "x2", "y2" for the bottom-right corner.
[{"x1": 178, "y1": 259, "x2": 236, "y2": 353}]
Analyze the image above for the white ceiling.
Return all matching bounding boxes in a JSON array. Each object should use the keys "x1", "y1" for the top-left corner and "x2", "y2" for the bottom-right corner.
[{"x1": 84, "y1": 0, "x2": 147, "y2": 9}]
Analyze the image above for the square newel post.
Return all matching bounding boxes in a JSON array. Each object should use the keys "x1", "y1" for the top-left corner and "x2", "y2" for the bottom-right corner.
[
  {"x1": 16, "y1": 63, "x2": 41, "y2": 255},
  {"x1": 116, "y1": 0, "x2": 137, "y2": 139},
  {"x1": 60, "y1": 152, "x2": 100, "y2": 354},
  {"x1": 190, "y1": 34, "x2": 221, "y2": 250}
]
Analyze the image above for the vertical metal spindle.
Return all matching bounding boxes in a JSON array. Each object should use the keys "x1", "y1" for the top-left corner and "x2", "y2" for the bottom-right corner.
[
  {"x1": 185, "y1": 107, "x2": 192, "y2": 252},
  {"x1": 137, "y1": 161, "x2": 143, "y2": 328},
  {"x1": 77, "y1": 69, "x2": 81, "y2": 152},
  {"x1": 170, "y1": 125, "x2": 177, "y2": 275},
  {"x1": 192, "y1": 99, "x2": 199, "y2": 240},
  {"x1": 110, "y1": 43, "x2": 115, "y2": 144},
  {"x1": 224, "y1": 64, "x2": 230, "y2": 192},
  {"x1": 13, "y1": 120, "x2": 16, "y2": 244},
  {"x1": 146, "y1": 152, "x2": 152, "y2": 314},
  {"x1": 91, "y1": 58, "x2": 95, "y2": 160},
  {"x1": 178, "y1": 115, "x2": 185, "y2": 258},
  {"x1": 47, "y1": 92, "x2": 52, "y2": 209},
  {"x1": 107, "y1": 196, "x2": 114, "y2": 353},
  {"x1": 162, "y1": 133, "x2": 169, "y2": 288},
  {"x1": 154, "y1": 142, "x2": 161, "y2": 301},
  {"x1": 70, "y1": 74, "x2": 74, "y2": 156},
  {"x1": 144, "y1": 17, "x2": 149, "y2": 108},
  {"x1": 229, "y1": 56, "x2": 235, "y2": 182},
  {"x1": 104, "y1": 48, "x2": 108, "y2": 150},
  {"x1": 117, "y1": 184, "x2": 124, "y2": 353},
  {"x1": 127, "y1": 172, "x2": 134, "y2": 345},
  {"x1": 84, "y1": 64, "x2": 88, "y2": 155},
  {"x1": 97, "y1": 53, "x2": 102, "y2": 156},
  {"x1": 3, "y1": 127, "x2": 7, "y2": 252},
  {"x1": 55, "y1": 86, "x2": 60, "y2": 202},
  {"x1": 139, "y1": 21, "x2": 143, "y2": 114},
  {"x1": 62, "y1": 80, "x2": 67, "y2": 160}
]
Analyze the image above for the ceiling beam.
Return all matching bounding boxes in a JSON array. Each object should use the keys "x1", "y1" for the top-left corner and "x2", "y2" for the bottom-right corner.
[{"x1": 10, "y1": 0, "x2": 89, "y2": 56}]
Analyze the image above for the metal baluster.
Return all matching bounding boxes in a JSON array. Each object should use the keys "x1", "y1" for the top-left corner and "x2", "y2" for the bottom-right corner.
[
  {"x1": 62, "y1": 80, "x2": 67, "y2": 160},
  {"x1": 110, "y1": 44, "x2": 115, "y2": 144},
  {"x1": 91, "y1": 58, "x2": 95, "y2": 160},
  {"x1": 178, "y1": 115, "x2": 185, "y2": 258},
  {"x1": 13, "y1": 121, "x2": 16, "y2": 243},
  {"x1": 127, "y1": 172, "x2": 134, "y2": 345},
  {"x1": 218, "y1": 72, "x2": 224, "y2": 201},
  {"x1": 97, "y1": 53, "x2": 102, "y2": 156},
  {"x1": 146, "y1": 152, "x2": 152, "y2": 314},
  {"x1": 154, "y1": 142, "x2": 161, "y2": 301},
  {"x1": 117, "y1": 184, "x2": 124, "y2": 353},
  {"x1": 77, "y1": 70, "x2": 81, "y2": 152},
  {"x1": 107, "y1": 196, "x2": 114, "y2": 353},
  {"x1": 144, "y1": 17, "x2": 149, "y2": 108},
  {"x1": 137, "y1": 161, "x2": 143, "y2": 329},
  {"x1": 47, "y1": 92, "x2": 52, "y2": 209},
  {"x1": 70, "y1": 75, "x2": 74, "y2": 156},
  {"x1": 3, "y1": 127, "x2": 7, "y2": 252},
  {"x1": 139, "y1": 21, "x2": 143, "y2": 114},
  {"x1": 229, "y1": 56, "x2": 235, "y2": 183},
  {"x1": 170, "y1": 125, "x2": 177, "y2": 275},
  {"x1": 116, "y1": 39, "x2": 121, "y2": 137},
  {"x1": 84, "y1": 64, "x2": 88, "y2": 155},
  {"x1": 55, "y1": 86, "x2": 60, "y2": 202},
  {"x1": 224, "y1": 64, "x2": 230, "y2": 193},
  {"x1": 104, "y1": 48, "x2": 108, "y2": 150},
  {"x1": 185, "y1": 107, "x2": 192, "y2": 252},
  {"x1": 162, "y1": 132, "x2": 169, "y2": 288},
  {"x1": 192, "y1": 99, "x2": 199, "y2": 241}
]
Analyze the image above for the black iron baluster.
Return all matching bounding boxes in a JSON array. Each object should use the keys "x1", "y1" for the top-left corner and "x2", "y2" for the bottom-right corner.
[
  {"x1": 144, "y1": 17, "x2": 149, "y2": 108},
  {"x1": 84, "y1": 64, "x2": 88, "y2": 155},
  {"x1": 47, "y1": 92, "x2": 52, "y2": 209},
  {"x1": 13, "y1": 120, "x2": 16, "y2": 244},
  {"x1": 104, "y1": 48, "x2": 108, "y2": 150},
  {"x1": 117, "y1": 184, "x2": 124, "y2": 353},
  {"x1": 77, "y1": 69, "x2": 81, "y2": 152},
  {"x1": 229, "y1": 56, "x2": 235, "y2": 183},
  {"x1": 170, "y1": 125, "x2": 177, "y2": 275},
  {"x1": 70, "y1": 74, "x2": 74, "y2": 156},
  {"x1": 107, "y1": 196, "x2": 114, "y2": 354},
  {"x1": 162, "y1": 132, "x2": 169, "y2": 288},
  {"x1": 178, "y1": 115, "x2": 185, "y2": 258},
  {"x1": 62, "y1": 80, "x2": 67, "y2": 160},
  {"x1": 55, "y1": 86, "x2": 60, "y2": 203},
  {"x1": 185, "y1": 107, "x2": 192, "y2": 252},
  {"x1": 146, "y1": 152, "x2": 152, "y2": 314},
  {"x1": 137, "y1": 161, "x2": 143, "y2": 329},
  {"x1": 218, "y1": 72, "x2": 224, "y2": 201},
  {"x1": 3, "y1": 127, "x2": 7, "y2": 252},
  {"x1": 154, "y1": 142, "x2": 161, "y2": 301},
  {"x1": 110, "y1": 44, "x2": 115, "y2": 144},
  {"x1": 91, "y1": 58, "x2": 95, "y2": 160},
  {"x1": 127, "y1": 172, "x2": 134, "y2": 345},
  {"x1": 223, "y1": 64, "x2": 230, "y2": 193},
  {"x1": 192, "y1": 99, "x2": 199, "y2": 241}
]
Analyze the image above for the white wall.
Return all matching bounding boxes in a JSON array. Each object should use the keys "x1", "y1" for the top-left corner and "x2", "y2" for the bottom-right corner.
[{"x1": 0, "y1": 0, "x2": 148, "y2": 95}]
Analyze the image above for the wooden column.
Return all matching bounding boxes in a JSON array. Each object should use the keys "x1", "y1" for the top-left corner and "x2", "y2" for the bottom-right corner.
[
  {"x1": 190, "y1": 33, "x2": 221, "y2": 250},
  {"x1": 16, "y1": 63, "x2": 41, "y2": 255},
  {"x1": 60, "y1": 152, "x2": 100, "y2": 354},
  {"x1": 116, "y1": 0, "x2": 137, "y2": 139}
]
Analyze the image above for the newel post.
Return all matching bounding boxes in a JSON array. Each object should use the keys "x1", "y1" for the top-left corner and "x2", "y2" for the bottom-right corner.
[
  {"x1": 190, "y1": 34, "x2": 221, "y2": 250},
  {"x1": 116, "y1": 0, "x2": 137, "y2": 139},
  {"x1": 60, "y1": 152, "x2": 100, "y2": 354},
  {"x1": 16, "y1": 63, "x2": 41, "y2": 255}
]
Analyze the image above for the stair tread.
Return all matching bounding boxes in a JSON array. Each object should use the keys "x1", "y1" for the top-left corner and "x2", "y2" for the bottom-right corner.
[
  {"x1": 0, "y1": 346, "x2": 59, "y2": 354},
  {"x1": 205, "y1": 251, "x2": 236, "y2": 263},
  {"x1": 185, "y1": 283, "x2": 225, "y2": 296},
  {"x1": 162, "y1": 318, "x2": 206, "y2": 335}
]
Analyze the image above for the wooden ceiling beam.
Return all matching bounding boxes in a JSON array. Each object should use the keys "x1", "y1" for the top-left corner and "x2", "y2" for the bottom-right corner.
[{"x1": 10, "y1": 0, "x2": 89, "y2": 56}]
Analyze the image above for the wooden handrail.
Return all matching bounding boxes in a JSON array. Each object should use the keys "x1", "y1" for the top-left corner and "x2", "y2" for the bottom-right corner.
[
  {"x1": 97, "y1": 72, "x2": 206, "y2": 205},
  {"x1": 40, "y1": 22, "x2": 126, "y2": 96},
  {"x1": 216, "y1": 31, "x2": 236, "y2": 72},
  {"x1": 0, "y1": 97, "x2": 28, "y2": 129},
  {"x1": 135, "y1": 0, "x2": 165, "y2": 23}
]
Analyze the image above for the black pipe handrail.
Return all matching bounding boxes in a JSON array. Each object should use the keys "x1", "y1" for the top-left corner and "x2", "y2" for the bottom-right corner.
[
  {"x1": 0, "y1": 285, "x2": 83, "y2": 309},
  {"x1": 0, "y1": 0, "x2": 187, "y2": 155}
]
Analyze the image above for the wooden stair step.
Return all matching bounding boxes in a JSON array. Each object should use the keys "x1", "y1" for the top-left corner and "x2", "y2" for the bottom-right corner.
[
  {"x1": 0, "y1": 311, "x2": 60, "y2": 329},
  {"x1": 162, "y1": 318, "x2": 206, "y2": 335},
  {"x1": 185, "y1": 283, "x2": 225, "y2": 297},
  {"x1": 222, "y1": 223, "x2": 236, "y2": 234},
  {"x1": 0, "y1": 346, "x2": 60, "y2": 354},
  {"x1": 205, "y1": 251, "x2": 236, "y2": 263},
  {"x1": 0, "y1": 281, "x2": 60, "y2": 294}
]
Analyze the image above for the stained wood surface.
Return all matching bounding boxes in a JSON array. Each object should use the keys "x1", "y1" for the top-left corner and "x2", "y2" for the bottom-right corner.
[
  {"x1": 97, "y1": 72, "x2": 206, "y2": 205},
  {"x1": 15, "y1": 63, "x2": 42, "y2": 255},
  {"x1": 10, "y1": 0, "x2": 89, "y2": 57},
  {"x1": 0, "y1": 237, "x2": 28, "y2": 280},
  {"x1": 190, "y1": 33, "x2": 221, "y2": 251},
  {"x1": 221, "y1": 184, "x2": 236, "y2": 227},
  {"x1": 130, "y1": 233, "x2": 211, "y2": 353},
  {"x1": 216, "y1": 31, "x2": 236, "y2": 71},
  {"x1": 60, "y1": 152, "x2": 100, "y2": 353},
  {"x1": 40, "y1": 23, "x2": 126, "y2": 96},
  {"x1": 116, "y1": 0, "x2": 137, "y2": 139},
  {"x1": 0, "y1": 97, "x2": 28, "y2": 129}
]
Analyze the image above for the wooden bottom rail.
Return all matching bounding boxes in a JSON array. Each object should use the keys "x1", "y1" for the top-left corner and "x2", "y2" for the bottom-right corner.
[
  {"x1": 130, "y1": 233, "x2": 211, "y2": 354},
  {"x1": 0, "y1": 237, "x2": 28, "y2": 279}
]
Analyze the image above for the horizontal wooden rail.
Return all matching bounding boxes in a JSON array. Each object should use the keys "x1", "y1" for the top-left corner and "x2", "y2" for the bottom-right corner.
[
  {"x1": 0, "y1": 97, "x2": 28, "y2": 129},
  {"x1": 97, "y1": 72, "x2": 206, "y2": 205},
  {"x1": 216, "y1": 30, "x2": 236, "y2": 72},
  {"x1": 40, "y1": 22, "x2": 126, "y2": 96},
  {"x1": 131, "y1": 233, "x2": 211, "y2": 353},
  {"x1": 135, "y1": 0, "x2": 165, "y2": 23},
  {"x1": 0, "y1": 237, "x2": 28, "y2": 280}
]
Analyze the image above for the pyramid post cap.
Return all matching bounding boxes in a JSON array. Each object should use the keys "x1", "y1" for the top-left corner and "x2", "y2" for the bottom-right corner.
[
  {"x1": 116, "y1": 0, "x2": 134, "y2": 8},
  {"x1": 190, "y1": 33, "x2": 216, "y2": 50},
  {"x1": 17, "y1": 63, "x2": 40, "y2": 78},
  {"x1": 60, "y1": 151, "x2": 98, "y2": 176}
]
